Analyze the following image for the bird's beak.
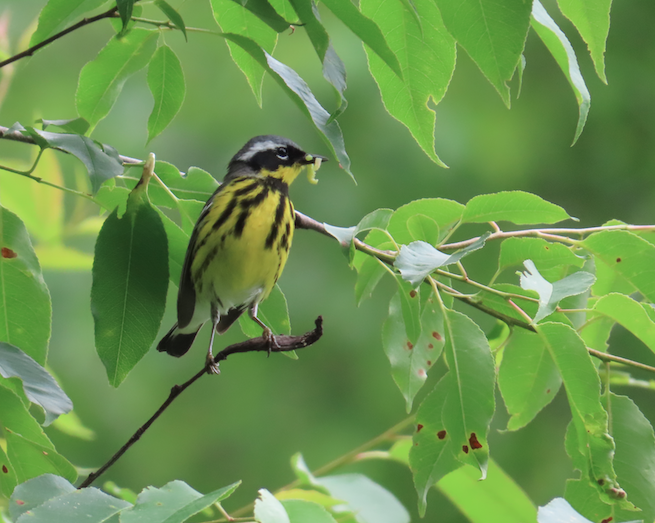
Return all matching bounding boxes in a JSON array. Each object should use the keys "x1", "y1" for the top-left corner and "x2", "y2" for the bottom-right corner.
[{"x1": 302, "y1": 153, "x2": 329, "y2": 165}]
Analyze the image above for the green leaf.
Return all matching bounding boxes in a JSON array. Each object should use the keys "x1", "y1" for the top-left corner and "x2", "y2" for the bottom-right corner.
[
  {"x1": 498, "y1": 237, "x2": 584, "y2": 273},
  {"x1": 255, "y1": 488, "x2": 290, "y2": 523},
  {"x1": 322, "y1": 0, "x2": 402, "y2": 78},
  {"x1": 13, "y1": 485, "x2": 130, "y2": 523},
  {"x1": 6, "y1": 431, "x2": 77, "y2": 484},
  {"x1": 116, "y1": 0, "x2": 135, "y2": 35},
  {"x1": 30, "y1": 0, "x2": 108, "y2": 46},
  {"x1": 0, "y1": 445, "x2": 16, "y2": 498},
  {"x1": 147, "y1": 45, "x2": 186, "y2": 143},
  {"x1": 288, "y1": 0, "x2": 347, "y2": 121},
  {"x1": 382, "y1": 291, "x2": 445, "y2": 411},
  {"x1": 153, "y1": 163, "x2": 219, "y2": 203},
  {"x1": 155, "y1": 0, "x2": 188, "y2": 41},
  {"x1": 121, "y1": 480, "x2": 240, "y2": 523},
  {"x1": 281, "y1": 499, "x2": 338, "y2": 523},
  {"x1": 410, "y1": 374, "x2": 461, "y2": 515},
  {"x1": 354, "y1": 255, "x2": 386, "y2": 306},
  {"x1": 221, "y1": 34, "x2": 352, "y2": 176},
  {"x1": 606, "y1": 394, "x2": 655, "y2": 521},
  {"x1": 556, "y1": 0, "x2": 612, "y2": 83},
  {"x1": 316, "y1": 474, "x2": 410, "y2": 523},
  {"x1": 212, "y1": 0, "x2": 278, "y2": 106},
  {"x1": 531, "y1": 0, "x2": 591, "y2": 145},
  {"x1": 498, "y1": 329, "x2": 561, "y2": 431},
  {"x1": 39, "y1": 117, "x2": 90, "y2": 135},
  {"x1": 441, "y1": 309, "x2": 495, "y2": 477},
  {"x1": 9, "y1": 474, "x2": 76, "y2": 521},
  {"x1": 76, "y1": 28, "x2": 159, "y2": 130},
  {"x1": 593, "y1": 293, "x2": 655, "y2": 356},
  {"x1": 388, "y1": 198, "x2": 465, "y2": 245},
  {"x1": 537, "y1": 323, "x2": 624, "y2": 503},
  {"x1": 234, "y1": 0, "x2": 292, "y2": 32},
  {"x1": 0, "y1": 383, "x2": 54, "y2": 451},
  {"x1": 435, "y1": 0, "x2": 532, "y2": 106},
  {"x1": 394, "y1": 277, "x2": 422, "y2": 345},
  {"x1": 462, "y1": 191, "x2": 571, "y2": 225},
  {"x1": 324, "y1": 209, "x2": 392, "y2": 262},
  {"x1": 239, "y1": 284, "x2": 291, "y2": 337},
  {"x1": 28, "y1": 128, "x2": 125, "y2": 193},
  {"x1": 155, "y1": 210, "x2": 188, "y2": 286},
  {"x1": 519, "y1": 261, "x2": 595, "y2": 323},
  {"x1": 91, "y1": 188, "x2": 169, "y2": 387},
  {"x1": 0, "y1": 342, "x2": 73, "y2": 425},
  {"x1": 438, "y1": 460, "x2": 537, "y2": 523},
  {"x1": 395, "y1": 233, "x2": 489, "y2": 286},
  {"x1": 0, "y1": 206, "x2": 52, "y2": 365},
  {"x1": 360, "y1": 0, "x2": 455, "y2": 167},
  {"x1": 582, "y1": 230, "x2": 655, "y2": 303}
]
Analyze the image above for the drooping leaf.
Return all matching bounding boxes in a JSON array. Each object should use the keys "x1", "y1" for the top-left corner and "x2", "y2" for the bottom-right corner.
[
  {"x1": 410, "y1": 373, "x2": 461, "y2": 515},
  {"x1": 382, "y1": 291, "x2": 444, "y2": 411},
  {"x1": 76, "y1": 28, "x2": 159, "y2": 130},
  {"x1": 556, "y1": 0, "x2": 612, "y2": 83},
  {"x1": 0, "y1": 206, "x2": 51, "y2": 365},
  {"x1": 0, "y1": 342, "x2": 72, "y2": 425},
  {"x1": 155, "y1": 0, "x2": 188, "y2": 40},
  {"x1": 498, "y1": 329, "x2": 561, "y2": 430},
  {"x1": 147, "y1": 45, "x2": 186, "y2": 143},
  {"x1": 434, "y1": 0, "x2": 532, "y2": 106},
  {"x1": 394, "y1": 276, "x2": 422, "y2": 345},
  {"x1": 221, "y1": 33, "x2": 352, "y2": 176},
  {"x1": 462, "y1": 191, "x2": 571, "y2": 225},
  {"x1": 212, "y1": 0, "x2": 278, "y2": 106},
  {"x1": 233, "y1": 0, "x2": 292, "y2": 32},
  {"x1": 441, "y1": 309, "x2": 495, "y2": 477},
  {"x1": 116, "y1": 0, "x2": 135, "y2": 35},
  {"x1": 360, "y1": 0, "x2": 455, "y2": 166},
  {"x1": 531, "y1": 0, "x2": 591, "y2": 145},
  {"x1": 519, "y1": 260, "x2": 595, "y2": 323},
  {"x1": 30, "y1": 0, "x2": 108, "y2": 46},
  {"x1": 537, "y1": 323, "x2": 626, "y2": 504},
  {"x1": 38, "y1": 117, "x2": 90, "y2": 135},
  {"x1": 354, "y1": 255, "x2": 387, "y2": 306},
  {"x1": 91, "y1": 178, "x2": 169, "y2": 387}
]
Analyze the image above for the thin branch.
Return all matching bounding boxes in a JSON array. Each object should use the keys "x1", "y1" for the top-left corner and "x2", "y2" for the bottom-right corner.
[
  {"x1": 0, "y1": 125, "x2": 143, "y2": 165},
  {"x1": 587, "y1": 347, "x2": 655, "y2": 375},
  {"x1": 0, "y1": 5, "x2": 119, "y2": 69},
  {"x1": 78, "y1": 317, "x2": 324, "y2": 489}
]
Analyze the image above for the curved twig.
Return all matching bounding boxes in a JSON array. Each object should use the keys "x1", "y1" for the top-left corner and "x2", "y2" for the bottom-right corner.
[{"x1": 78, "y1": 317, "x2": 324, "y2": 489}]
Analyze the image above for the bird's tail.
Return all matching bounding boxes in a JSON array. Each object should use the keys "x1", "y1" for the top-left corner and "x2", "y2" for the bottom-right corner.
[{"x1": 157, "y1": 322, "x2": 201, "y2": 357}]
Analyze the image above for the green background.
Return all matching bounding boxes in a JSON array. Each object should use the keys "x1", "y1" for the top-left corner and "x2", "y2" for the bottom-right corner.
[{"x1": 1, "y1": 0, "x2": 655, "y2": 520}]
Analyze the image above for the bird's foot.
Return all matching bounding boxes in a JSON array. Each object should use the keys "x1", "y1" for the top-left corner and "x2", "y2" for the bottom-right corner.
[
  {"x1": 262, "y1": 327, "x2": 280, "y2": 357},
  {"x1": 205, "y1": 353, "x2": 221, "y2": 375}
]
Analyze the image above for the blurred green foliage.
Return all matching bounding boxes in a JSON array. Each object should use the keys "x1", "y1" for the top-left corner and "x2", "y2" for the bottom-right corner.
[{"x1": 1, "y1": 0, "x2": 655, "y2": 521}]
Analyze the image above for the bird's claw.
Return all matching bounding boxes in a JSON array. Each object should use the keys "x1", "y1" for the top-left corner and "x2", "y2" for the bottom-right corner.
[
  {"x1": 262, "y1": 328, "x2": 280, "y2": 357},
  {"x1": 205, "y1": 354, "x2": 220, "y2": 375}
]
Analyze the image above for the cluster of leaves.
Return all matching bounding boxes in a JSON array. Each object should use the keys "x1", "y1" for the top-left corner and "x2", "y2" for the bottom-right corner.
[{"x1": 17, "y1": 0, "x2": 608, "y2": 173}]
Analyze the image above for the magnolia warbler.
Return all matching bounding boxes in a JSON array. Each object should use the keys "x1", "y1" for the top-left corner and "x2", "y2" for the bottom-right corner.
[{"x1": 157, "y1": 135, "x2": 327, "y2": 373}]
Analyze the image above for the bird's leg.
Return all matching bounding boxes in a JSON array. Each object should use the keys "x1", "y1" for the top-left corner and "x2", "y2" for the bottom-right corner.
[
  {"x1": 249, "y1": 304, "x2": 279, "y2": 356},
  {"x1": 206, "y1": 306, "x2": 221, "y2": 374}
]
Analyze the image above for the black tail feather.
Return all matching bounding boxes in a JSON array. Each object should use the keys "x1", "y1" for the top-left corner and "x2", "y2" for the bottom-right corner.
[{"x1": 157, "y1": 323, "x2": 201, "y2": 357}]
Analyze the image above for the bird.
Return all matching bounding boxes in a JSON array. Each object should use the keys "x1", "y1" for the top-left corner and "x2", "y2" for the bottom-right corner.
[{"x1": 157, "y1": 135, "x2": 327, "y2": 374}]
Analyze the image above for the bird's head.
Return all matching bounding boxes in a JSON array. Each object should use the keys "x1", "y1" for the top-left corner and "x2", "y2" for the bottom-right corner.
[{"x1": 226, "y1": 135, "x2": 328, "y2": 185}]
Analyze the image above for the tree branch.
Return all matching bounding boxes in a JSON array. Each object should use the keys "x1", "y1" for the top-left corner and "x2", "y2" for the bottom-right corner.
[
  {"x1": 78, "y1": 317, "x2": 324, "y2": 489},
  {"x1": 0, "y1": 6, "x2": 119, "y2": 70}
]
